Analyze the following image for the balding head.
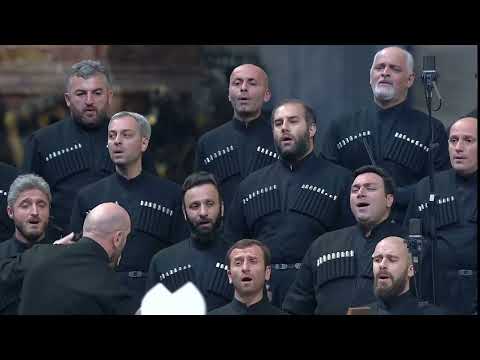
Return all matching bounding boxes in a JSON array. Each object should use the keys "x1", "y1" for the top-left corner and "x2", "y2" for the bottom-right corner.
[
  {"x1": 448, "y1": 116, "x2": 477, "y2": 176},
  {"x1": 372, "y1": 236, "x2": 414, "y2": 301},
  {"x1": 83, "y1": 202, "x2": 131, "y2": 267},
  {"x1": 228, "y1": 64, "x2": 271, "y2": 123}
]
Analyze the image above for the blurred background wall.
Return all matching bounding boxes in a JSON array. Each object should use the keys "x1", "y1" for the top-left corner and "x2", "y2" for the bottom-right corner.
[{"x1": 0, "y1": 45, "x2": 476, "y2": 183}]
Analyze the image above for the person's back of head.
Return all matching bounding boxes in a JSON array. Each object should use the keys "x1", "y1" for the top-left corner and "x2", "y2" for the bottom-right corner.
[{"x1": 83, "y1": 202, "x2": 131, "y2": 267}]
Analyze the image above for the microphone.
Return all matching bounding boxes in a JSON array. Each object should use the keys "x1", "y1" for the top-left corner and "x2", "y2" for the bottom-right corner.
[
  {"x1": 408, "y1": 218, "x2": 423, "y2": 264},
  {"x1": 421, "y1": 55, "x2": 439, "y2": 83},
  {"x1": 421, "y1": 55, "x2": 443, "y2": 110}
]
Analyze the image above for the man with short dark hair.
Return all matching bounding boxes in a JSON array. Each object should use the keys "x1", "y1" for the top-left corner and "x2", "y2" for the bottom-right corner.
[
  {"x1": 405, "y1": 113, "x2": 477, "y2": 314},
  {"x1": 70, "y1": 111, "x2": 187, "y2": 304},
  {"x1": 147, "y1": 171, "x2": 233, "y2": 312},
  {"x1": 0, "y1": 174, "x2": 51, "y2": 314},
  {"x1": 209, "y1": 239, "x2": 284, "y2": 315},
  {"x1": 225, "y1": 99, "x2": 354, "y2": 307},
  {"x1": 283, "y1": 165, "x2": 404, "y2": 315}
]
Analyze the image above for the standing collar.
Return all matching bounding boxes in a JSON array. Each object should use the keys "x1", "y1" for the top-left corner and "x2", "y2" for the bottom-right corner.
[
  {"x1": 232, "y1": 113, "x2": 270, "y2": 131},
  {"x1": 279, "y1": 151, "x2": 317, "y2": 172}
]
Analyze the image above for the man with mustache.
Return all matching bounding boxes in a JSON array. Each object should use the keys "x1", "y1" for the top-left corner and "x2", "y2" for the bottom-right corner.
[
  {"x1": 23, "y1": 60, "x2": 156, "y2": 241},
  {"x1": 225, "y1": 99, "x2": 354, "y2": 307},
  {"x1": 195, "y1": 64, "x2": 277, "y2": 214},
  {"x1": 0, "y1": 174, "x2": 51, "y2": 314},
  {"x1": 147, "y1": 171, "x2": 233, "y2": 312},
  {"x1": 365, "y1": 236, "x2": 446, "y2": 315},
  {"x1": 320, "y1": 46, "x2": 450, "y2": 222},
  {"x1": 69, "y1": 111, "x2": 187, "y2": 305},
  {"x1": 0, "y1": 162, "x2": 20, "y2": 242},
  {"x1": 282, "y1": 165, "x2": 404, "y2": 315},
  {"x1": 405, "y1": 112, "x2": 477, "y2": 314}
]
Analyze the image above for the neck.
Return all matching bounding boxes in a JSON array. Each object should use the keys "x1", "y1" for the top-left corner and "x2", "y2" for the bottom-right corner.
[
  {"x1": 235, "y1": 111, "x2": 261, "y2": 124},
  {"x1": 15, "y1": 230, "x2": 43, "y2": 246},
  {"x1": 373, "y1": 97, "x2": 406, "y2": 110},
  {"x1": 360, "y1": 214, "x2": 389, "y2": 238},
  {"x1": 235, "y1": 291, "x2": 264, "y2": 307},
  {"x1": 116, "y1": 162, "x2": 142, "y2": 180}
]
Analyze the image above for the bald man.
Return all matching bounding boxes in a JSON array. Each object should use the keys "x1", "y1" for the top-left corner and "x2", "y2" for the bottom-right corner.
[
  {"x1": 321, "y1": 46, "x2": 450, "y2": 222},
  {"x1": 365, "y1": 236, "x2": 446, "y2": 315},
  {"x1": 15, "y1": 202, "x2": 138, "y2": 315},
  {"x1": 405, "y1": 114, "x2": 477, "y2": 314},
  {"x1": 194, "y1": 64, "x2": 277, "y2": 212}
]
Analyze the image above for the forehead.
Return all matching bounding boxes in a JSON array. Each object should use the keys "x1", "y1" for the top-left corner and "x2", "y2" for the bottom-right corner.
[
  {"x1": 373, "y1": 48, "x2": 407, "y2": 67},
  {"x1": 230, "y1": 65, "x2": 265, "y2": 82},
  {"x1": 273, "y1": 103, "x2": 305, "y2": 119},
  {"x1": 16, "y1": 189, "x2": 49, "y2": 203},
  {"x1": 230, "y1": 245, "x2": 263, "y2": 259},
  {"x1": 450, "y1": 117, "x2": 477, "y2": 137},
  {"x1": 374, "y1": 237, "x2": 406, "y2": 257},
  {"x1": 353, "y1": 172, "x2": 383, "y2": 186},
  {"x1": 68, "y1": 74, "x2": 108, "y2": 91},
  {"x1": 109, "y1": 116, "x2": 139, "y2": 131},
  {"x1": 184, "y1": 184, "x2": 219, "y2": 203}
]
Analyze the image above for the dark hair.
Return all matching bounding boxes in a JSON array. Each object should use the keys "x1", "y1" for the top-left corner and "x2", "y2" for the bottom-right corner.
[
  {"x1": 271, "y1": 99, "x2": 317, "y2": 126},
  {"x1": 447, "y1": 111, "x2": 477, "y2": 136},
  {"x1": 225, "y1": 239, "x2": 271, "y2": 268},
  {"x1": 182, "y1": 171, "x2": 222, "y2": 204},
  {"x1": 353, "y1": 165, "x2": 396, "y2": 196}
]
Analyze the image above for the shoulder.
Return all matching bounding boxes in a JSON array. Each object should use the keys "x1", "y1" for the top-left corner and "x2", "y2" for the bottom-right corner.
[
  {"x1": 143, "y1": 172, "x2": 182, "y2": 193},
  {"x1": 29, "y1": 118, "x2": 69, "y2": 139},
  {"x1": 208, "y1": 302, "x2": 233, "y2": 315},
  {"x1": 151, "y1": 239, "x2": 188, "y2": 263},
  {"x1": 316, "y1": 156, "x2": 352, "y2": 177},
  {"x1": 77, "y1": 175, "x2": 115, "y2": 197},
  {"x1": 198, "y1": 121, "x2": 234, "y2": 145},
  {"x1": 0, "y1": 162, "x2": 20, "y2": 183},
  {"x1": 310, "y1": 226, "x2": 355, "y2": 250}
]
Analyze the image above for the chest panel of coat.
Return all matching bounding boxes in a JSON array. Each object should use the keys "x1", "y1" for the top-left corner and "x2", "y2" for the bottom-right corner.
[
  {"x1": 41, "y1": 142, "x2": 113, "y2": 186},
  {"x1": 383, "y1": 131, "x2": 429, "y2": 175},
  {"x1": 336, "y1": 129, "x2": 375, "y2": 169}
]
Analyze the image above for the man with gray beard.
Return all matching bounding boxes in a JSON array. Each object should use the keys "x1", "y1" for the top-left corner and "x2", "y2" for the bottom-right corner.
[{"x1": 320, "y1": 46, "x2": 450, "y2": 222}]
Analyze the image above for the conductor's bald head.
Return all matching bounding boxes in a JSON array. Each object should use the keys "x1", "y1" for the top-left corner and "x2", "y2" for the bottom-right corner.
[{"x1": 83, "y1": 202, "x2": 131, "y2": 267}]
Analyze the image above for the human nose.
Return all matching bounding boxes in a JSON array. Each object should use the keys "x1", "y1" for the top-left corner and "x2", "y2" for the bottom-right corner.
[
  {"x1": 199, "y1": 204, "x2": 208, "y2": 217},
  {"x1": 85, "y1": 92, "x2": 94, "y2": 104},
  {"x1": 30, "y1": 204, "x2": 39, "y2": 216}
]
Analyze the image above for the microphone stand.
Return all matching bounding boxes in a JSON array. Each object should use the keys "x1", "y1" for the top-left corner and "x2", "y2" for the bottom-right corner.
[{"x1": 421, "y1": 69, "x2": 440, "y2": 305}]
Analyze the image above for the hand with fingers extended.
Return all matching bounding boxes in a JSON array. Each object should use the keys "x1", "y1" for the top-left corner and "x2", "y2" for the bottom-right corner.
[{"x1": 53, "y1": 232, "x2": 76, "y2": 245}]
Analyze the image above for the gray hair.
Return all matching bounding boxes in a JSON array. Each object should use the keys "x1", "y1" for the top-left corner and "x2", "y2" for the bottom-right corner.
[
  {"x1": 7, "y1": 174, "x2": 52, "y2": 208},
  {"x1": 110, "y1": 111, "x2": 151, "y2": 139},
  {"x1": 65, "y1": 59, "x2": 112, "y2": 91},
  {"x1": 371, "y1": 46, "x2": 415, "y2": 74}
]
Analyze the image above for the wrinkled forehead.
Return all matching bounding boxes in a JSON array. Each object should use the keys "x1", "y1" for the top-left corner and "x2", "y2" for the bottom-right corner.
[
  {"x1": 373, "y1": 48, "x2": 407, "y2": 67},
  {"x1": 108, "y1": 115, "x2": 139, "y2": 131},
  {"x1": 184, "y1": 183, "x2": 220, "y2": 204},
  {"x1": 450, "y1": 117, "x2": 478, "y2": 137},
  {"x1": 231, "y1": 245, "x2": 263, "y2": 259},
  {"x1": 16, "y1": 189, "x2": 50, "y2": 203},
  {"x1": 373, "y1": 237, "x2": 406, "y2": 257}
]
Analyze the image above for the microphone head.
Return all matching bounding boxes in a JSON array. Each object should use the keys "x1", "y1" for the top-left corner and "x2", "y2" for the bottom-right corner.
[
  {"x1": 409, "y1": 218, "x2": 422, "y2": 236},
  {"x1": 423, "y1": 55, "x2": 436, "y2": 72}
]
